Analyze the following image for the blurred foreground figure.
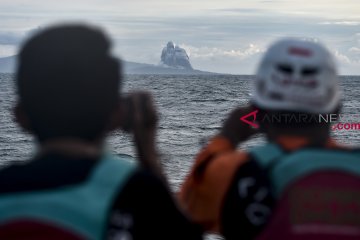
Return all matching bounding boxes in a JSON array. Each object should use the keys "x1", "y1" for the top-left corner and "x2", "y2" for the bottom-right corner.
[
  {"x1": 0, "y1": 24, "x2": 202, "y2": 240},
  {"x1": 179, "y1": 38, "x2": 360, "y2": 240}
]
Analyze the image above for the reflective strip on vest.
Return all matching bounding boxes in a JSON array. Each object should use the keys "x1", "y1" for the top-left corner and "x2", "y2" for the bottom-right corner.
[{"x1": 0, "y1": 155, "x2": 137, "y2": 239}]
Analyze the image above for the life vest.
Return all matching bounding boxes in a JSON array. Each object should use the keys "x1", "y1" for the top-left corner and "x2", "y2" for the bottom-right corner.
[
  {"x1": 250, "y1": 144, "x2": 360, "y2": 240},
  {"x1": 0, "y1": 155, "x2": 137, "y2": 240}
]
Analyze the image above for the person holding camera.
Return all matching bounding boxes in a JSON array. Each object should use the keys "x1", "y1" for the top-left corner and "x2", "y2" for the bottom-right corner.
[
  {"x1": 179, "y1": 38, "x2": 360, "y2": 240},
  {"x1": 0, "y1": 24, "x2": 202, "y2": 240}
]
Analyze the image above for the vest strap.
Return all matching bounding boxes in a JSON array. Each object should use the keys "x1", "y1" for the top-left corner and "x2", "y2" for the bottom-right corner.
[{"x1": 249, "y1": 143, "x2": 284, "y2": 168}]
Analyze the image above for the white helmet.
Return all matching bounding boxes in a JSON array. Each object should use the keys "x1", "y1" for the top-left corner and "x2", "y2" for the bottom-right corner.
[{"x1": 252, "y1": 38, "x2": 340, "y2": 114}]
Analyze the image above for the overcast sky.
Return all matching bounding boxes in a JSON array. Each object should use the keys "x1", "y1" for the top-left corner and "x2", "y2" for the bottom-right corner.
[{"x1": 0, "y1": 0, "x2": 359, "y2": 74}]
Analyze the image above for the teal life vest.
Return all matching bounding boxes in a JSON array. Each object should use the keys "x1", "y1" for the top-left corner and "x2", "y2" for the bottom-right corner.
[
  {"x1": 0, "y1": 154, "x2": 137, "y2": 240},
  {"x1": 250, "y1": 143, "x2": 360, "y2": 198},
  {"x1": 250, "y1": 143, "x2": 360, "y2": 240}
]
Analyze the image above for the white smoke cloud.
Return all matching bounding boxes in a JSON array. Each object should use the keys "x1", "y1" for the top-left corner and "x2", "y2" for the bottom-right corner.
[
  {"x1": 334, "y1": 50, "x2": 352, "y2": 64},
  {"x1": 349, "y1": 47, "x2": 360, "y2": 54},
  {"x1": 176, "y1": 43, "x2": 264, "y2": 74},
  {"x1": 319, "y1": 21, "x2": 360, "y2": 26},
  {"x1": 181, "y1": 43, "x2": 264, "y2": 59}
]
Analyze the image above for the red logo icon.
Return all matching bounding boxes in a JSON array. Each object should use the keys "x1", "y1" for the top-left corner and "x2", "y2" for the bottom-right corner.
[
  {"x1": 288, "y1": 47, "x2": 312, "y2": 57},
  {"x1": 240, "y1": 110, "x2": 259, "y2": 128}
]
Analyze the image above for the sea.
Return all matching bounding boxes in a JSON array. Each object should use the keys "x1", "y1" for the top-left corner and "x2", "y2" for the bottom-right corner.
[
  {"x1": 1, "y1": 74, "x2": 360, "y2": 190},
  {"x1": 0, "y1": 73, "x2": 359, "y2": 239}
]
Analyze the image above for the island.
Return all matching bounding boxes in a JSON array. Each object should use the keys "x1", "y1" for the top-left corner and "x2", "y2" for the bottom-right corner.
[{"x1": 0, "y1": 41, "x2": 215, "y2": 75}]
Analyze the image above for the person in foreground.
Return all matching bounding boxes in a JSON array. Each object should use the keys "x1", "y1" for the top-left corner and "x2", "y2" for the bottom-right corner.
[
  {"x1": 0, "y1": 24, "x2": 202, "y2": 240},
  {"x1": 179, "y1": 38, "x2": 360, "y2": 240}
]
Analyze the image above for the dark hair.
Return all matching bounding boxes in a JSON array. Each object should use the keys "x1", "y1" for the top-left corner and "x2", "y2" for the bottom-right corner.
[{"x1": 16, "y1": 24, "x2": 121, "y2": 142}]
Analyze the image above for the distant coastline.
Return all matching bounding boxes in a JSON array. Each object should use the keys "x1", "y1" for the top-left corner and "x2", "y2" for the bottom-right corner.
[
  {"x1": 0, "y1": 55, "x2": 218, "y2": 75},
  {"x1": 123, "y1": 60, "x2": 217, "y2": 75},
  {"x1": 0, "y1": 56, "x2": 358, "y2": 76}
]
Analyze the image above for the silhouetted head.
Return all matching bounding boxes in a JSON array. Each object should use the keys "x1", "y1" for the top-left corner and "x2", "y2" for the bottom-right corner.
[
  {"x1": 250, "y1": 38, "x2": 341, "y2": 141},
  {"x1": 15, "y1": 24, "x2": 121, "y2": 143}
]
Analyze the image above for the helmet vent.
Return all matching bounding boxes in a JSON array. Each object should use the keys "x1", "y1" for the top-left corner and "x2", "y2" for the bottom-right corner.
[
  {"x1": 268, "y1": 92, "x2": 284, "y2": 101},
  {"x1": 301, "y1": 67, "x2": 319, "y2": 76},
  {"x1": 277, "y1": 64, "x2": 293, "y2": 74}
]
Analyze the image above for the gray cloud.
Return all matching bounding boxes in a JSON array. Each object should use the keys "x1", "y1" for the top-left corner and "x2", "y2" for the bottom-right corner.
[
  {"x1": 0, "y1": 0, "x2": 359, "y2": 74},
  {"x1": 0, "y1": 31, "x2": 23, "y2": 45},
  {"x1": 0, "y1": 27, "x2": 40, "y2": 45},
  {"x1": 319, "y1": 21, "x2": 360, "y2": 26}
]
